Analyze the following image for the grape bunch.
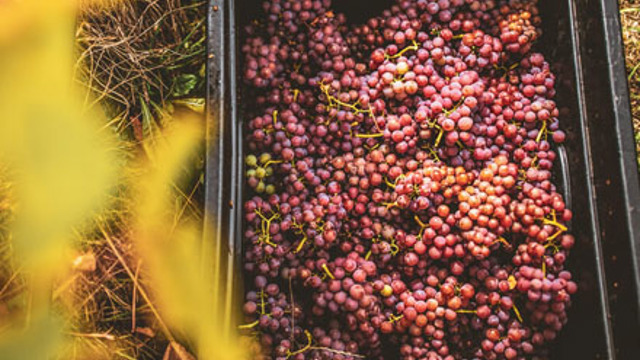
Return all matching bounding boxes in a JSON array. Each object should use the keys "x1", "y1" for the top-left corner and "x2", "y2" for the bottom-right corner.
[{"x1": 239, "y1": 0, "x2": 577, "y2": 359}]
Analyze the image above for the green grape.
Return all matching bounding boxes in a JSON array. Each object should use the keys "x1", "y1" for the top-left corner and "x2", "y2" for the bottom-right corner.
[
  {"x1": 246, "y1": 154, "x2": 258, "y2": 167},
  {"x1": 246, "y1": 169, "x2": 256, "y2": 178},
  {"x1": 259, "y1": 153, "x2": 272, "y2": 164},
  {"x1": 265, "y1": 184, "x2": 276, "y2": 195},
  {"x1": 255, "y1": 167, "x2": 267, "y2": 179},
  {"x1": 255, "y1": 181, "x2": 266, "y2": 193}
]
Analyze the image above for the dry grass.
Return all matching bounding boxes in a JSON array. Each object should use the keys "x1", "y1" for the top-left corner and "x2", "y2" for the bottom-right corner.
[
  {"x1": 53, "y1": 1, "x2": 207, "y2": 358},
  {"x1": 55, "y1": 236, "x2": 163, "y2": 359},
  {"x1": 48, "y1": 142, "x2": 205, "y2": 360},
  {"x1": 75, "y1": 0, "x2": 206, "y2": 140},
  {"x1": 0, "y1": 167, "x2": 21, "y2": 333},
  {"x1": 53, "y1": 219, "x2": 164, "y2": 359},
  {"x1": 620, "y1": 0, "x2": 640, "y2": 165}
]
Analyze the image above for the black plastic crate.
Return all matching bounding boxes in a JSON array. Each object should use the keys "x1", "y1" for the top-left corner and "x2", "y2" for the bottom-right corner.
[{"x1": 204, "y1": 0, "x2": 640, "y2": 358}]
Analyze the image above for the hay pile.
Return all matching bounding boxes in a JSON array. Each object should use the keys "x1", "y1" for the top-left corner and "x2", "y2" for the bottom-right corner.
[{"x1": 76, "y1": 0, "x2": 206, "y2": 140}]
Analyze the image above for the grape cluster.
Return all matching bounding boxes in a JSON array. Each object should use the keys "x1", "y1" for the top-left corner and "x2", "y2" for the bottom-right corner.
[{"x1": 240, "y1": 1, "x2": 577, "y2": 359}]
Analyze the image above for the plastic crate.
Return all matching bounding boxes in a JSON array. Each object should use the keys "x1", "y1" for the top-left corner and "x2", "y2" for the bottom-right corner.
[{"x1": 204, "y1": 0, "x2": 640, "y2": 357}]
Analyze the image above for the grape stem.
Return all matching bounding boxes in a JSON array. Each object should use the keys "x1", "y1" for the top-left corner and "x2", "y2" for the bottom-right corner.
[
  {"x1": 365, "y1": 250, "x2": 372, "y2": 261},
  {"x1": 536, "y1": 119, "x2": 548, "y2": 143},
  {"x1": 308, "y1": 347, "x2": 365, "y2": 358},
  {"x1": 319, "y1": 83, "x2": 373, "y2": 117},
  {"x1": 541, "y1": 209, "x2": 567, "y2": 241},
  {"x1": 388, "y1": 313, "x2": 404, "y2": 323},
  {"x1": 493, "y1": 62, "x2": 520, "y2": 78},
  {"x1": 286, "y1": 330, "x2": 313, "y2": 358},
  {"x1": 355, "y1": 132, "x2": 384, "y2": 138},
  {"x1": 321, "y1": 263, "x2": 335, "y2": 280},
  {"x1": 238, "y1": 320, "x2": 260, "y2": 330},
  {"x1": 382, "y1": 201, "x2": 399, "y2": 210},
  {"x1": 364, "y1": 142, "x2": 381, "y2": 151},
  {"x1": 385, "y1": 40, "x2": 419, "y2": 60},
  {"x1": 492, "y1": 237, "x2": 510, "y2": 247},
  {"x1": 260, "y1": 288, "x2": 267, "y2": 315},
  {"x1": 456, "y1": 309, "x2": 478, "y2": 314},
  {"x1": 263, "y1": 159, "x2": 283, "y2": 167},
  {"x1": 384, "y1": 176, "x2": 397, "y2": 189},
  {"x1": 255, "y1": 209, "x2": 280, "y2": 247},
  {"x1": 292, "y1": 219, "x2": 308, "y2": 253},
  {"x1": 512, "y1": 303, "x2": 524, "y2": 323},
  {"x1": 390, "y1": 238, "x2": 400, "y2": 256},
  {"x1": 421, "y1": 144, "x2": 442, "y2": 162},
  {"x1": 294, "y1": 235, "x2": 308, "y2": 254},
  {"x1": 442, "y1": 97, "x2": 466, "y2": 117},
  {"x1": 434, "y1": 127, "x2": 445, "y2": 147},
  {"x1": 415, "y1": 215, "x2": 430, "y2": 239}
]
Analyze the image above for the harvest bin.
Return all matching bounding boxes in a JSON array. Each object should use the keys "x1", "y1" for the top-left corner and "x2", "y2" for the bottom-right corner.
[{"x1": 204, "y1": 0, "x2": 640, "y2": 358}]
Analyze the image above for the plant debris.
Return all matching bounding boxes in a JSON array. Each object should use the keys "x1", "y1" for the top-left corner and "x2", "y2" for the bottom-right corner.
[{"x1": 75, "y1": 0, "x2": 207, "y2": 140}]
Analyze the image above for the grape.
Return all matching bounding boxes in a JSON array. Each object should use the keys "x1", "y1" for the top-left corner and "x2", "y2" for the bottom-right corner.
[{"x1": 240, "y1": 0, "x2": 576, "y2": 359}]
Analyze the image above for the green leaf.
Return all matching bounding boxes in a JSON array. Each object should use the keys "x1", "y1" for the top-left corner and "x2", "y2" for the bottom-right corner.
[
  {"x1": 629, "y1": 62, "x2": 640, "y2": 81},
  {"x1": 172, "y1": 74, "x2": 199, "y2": 97},
  {"x1": 171, "y1": 98, "x2": 205, "y2": 114},
  {"x1": 140, "y1": 96, "x2": 154, "y2": 139}
]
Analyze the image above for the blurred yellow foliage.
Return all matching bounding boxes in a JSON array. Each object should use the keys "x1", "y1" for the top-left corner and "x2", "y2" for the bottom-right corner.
[
  {"x1": 130, "y1": 115, "x2": 247, "y2": 360},
  {"x1": 0, "y1": 0, "x2": 121, "y2": 358},
  {"x1": 0, "y1": 0, "x2": 246, "y2": 359}
]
